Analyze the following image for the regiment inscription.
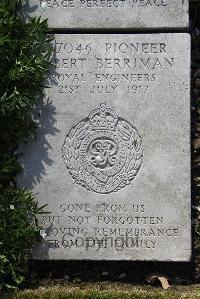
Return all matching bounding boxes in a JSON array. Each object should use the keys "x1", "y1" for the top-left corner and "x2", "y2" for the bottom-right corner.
[{"x1": 18, "y1": 34, "x2": 191, "y2": 261}]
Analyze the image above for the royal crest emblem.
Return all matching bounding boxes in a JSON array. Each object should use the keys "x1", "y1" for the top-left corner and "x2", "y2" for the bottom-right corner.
[{"x1": 62, "y1": 104, "x2": 143, "y2": 194}]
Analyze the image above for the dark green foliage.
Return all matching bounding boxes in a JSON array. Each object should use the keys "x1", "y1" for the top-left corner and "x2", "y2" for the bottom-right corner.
[
  {"x1": 190, "y1": 0, "x2": 200, "y2": 282},
  {"x1": 0, "y1": 0, "x2": 53, "y2": 288},
  {"x1": 0, "y1": 189, "x2": 46, "y2": 288}
]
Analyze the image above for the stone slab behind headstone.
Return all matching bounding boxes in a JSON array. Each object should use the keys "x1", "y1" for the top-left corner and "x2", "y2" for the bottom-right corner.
[
  {"x1": 18, "y1": 33, "x2": 191, "y2": 261},
  {"x1": 24, "y1": 0, "x2": 189, "y2": 30}
]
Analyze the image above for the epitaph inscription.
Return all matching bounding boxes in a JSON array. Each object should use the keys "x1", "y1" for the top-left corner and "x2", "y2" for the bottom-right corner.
[
  {"x1": 62, "y1": 104, "x2": 143, "y2": 194},
  {"x1": 24, "y1": 0, "x2": 189, "y2": 29},
  {"x1": 18, "y1": 34, "x2": 191, "y2": 261}
]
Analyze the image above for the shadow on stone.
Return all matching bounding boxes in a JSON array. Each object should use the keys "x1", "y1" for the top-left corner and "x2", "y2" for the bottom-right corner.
[{"x1": 18, "y1": 99, "x2": 60, "y2": 189}]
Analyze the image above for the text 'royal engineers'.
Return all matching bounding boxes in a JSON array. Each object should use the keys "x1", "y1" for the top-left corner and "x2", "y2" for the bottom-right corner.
[{"x1": 18, "y1": 34, "x2": 191, "y2": 261}]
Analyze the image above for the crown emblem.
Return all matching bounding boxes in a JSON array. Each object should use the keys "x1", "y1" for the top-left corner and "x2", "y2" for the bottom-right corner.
[
  {"x1": 63, "y1": 103, "x2": 143, "y2": 194},
  {"x1": 88, "y1": 103, "x2": 118, "y2": 131}
]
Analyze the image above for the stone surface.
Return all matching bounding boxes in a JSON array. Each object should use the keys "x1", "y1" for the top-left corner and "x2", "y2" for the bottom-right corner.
[
  {"x1": 23, "y1": 0, "x2": 189, "y2": 30},
  {"x1": 18, "y1": 33, "x2": 191, "y2": 261}
]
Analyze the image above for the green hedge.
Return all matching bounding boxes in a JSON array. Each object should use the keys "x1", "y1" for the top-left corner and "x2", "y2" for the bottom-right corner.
[{"x1": 0, "y1": 0, "x2": 53, "y2": 289}]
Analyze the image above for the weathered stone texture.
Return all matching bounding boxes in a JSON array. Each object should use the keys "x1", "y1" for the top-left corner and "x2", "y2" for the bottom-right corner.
[
  {"x1": 18, "y1": 34, "x2": 191, "y2": 261},
  {"x1": 24, "y1": 0, "x2": 189, "y2": 29}
]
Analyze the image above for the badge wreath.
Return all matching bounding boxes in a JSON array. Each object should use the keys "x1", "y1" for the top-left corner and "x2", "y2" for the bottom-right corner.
[{"x1": 63, "y1": 104, "x2": 143, "y2": 194}]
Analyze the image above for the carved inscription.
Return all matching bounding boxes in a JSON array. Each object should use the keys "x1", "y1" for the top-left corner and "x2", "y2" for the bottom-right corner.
[
  {"x1": 41, "y1": 0, "x2": 168, "y2": 9},
  {"x1": 38, "y1": 203, "x2": 180, "y2": 252},
  {"x1": 25, "y1": 0, "x2": 188, "y2": 30},
  {"x1": 28, "y1": 35, "x2": 191, "y2": 261},
  {"x1": 62, "y1": 104, "x2": 143, "y2": 193},
  {"x1": 50, "y1": 41, "x2": 175, "y2": 97}
]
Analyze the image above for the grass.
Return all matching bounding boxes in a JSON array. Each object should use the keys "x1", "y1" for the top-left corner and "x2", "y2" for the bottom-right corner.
[{"x1": 1, "y1": 282, "x2": 200, "y2": 299}]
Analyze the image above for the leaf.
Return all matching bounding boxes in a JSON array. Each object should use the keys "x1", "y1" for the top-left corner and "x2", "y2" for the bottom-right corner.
[
  {"x1": 4, "y1": 283, "x2": 17, "y2": 289},
  {"x1": 117, "y1": 124, "x2": 131, "y2": 141},
  {"x1": 0, "y1": 1, "x2": 53, "y2": 281},
  {"x1": 146, "y1": 275, "x2": 171, "y2": 290},
  {"x1": 192, "y1": 205, "x2": 200, "y2": 212},
  {"x1": 158, "y1": 277, "x2": 171, "y2": 290}
]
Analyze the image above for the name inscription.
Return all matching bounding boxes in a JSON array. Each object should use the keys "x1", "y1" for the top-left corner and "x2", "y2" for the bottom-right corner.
[{"x1": 49, "y1": 41, "x2": 175, "y2": 97}]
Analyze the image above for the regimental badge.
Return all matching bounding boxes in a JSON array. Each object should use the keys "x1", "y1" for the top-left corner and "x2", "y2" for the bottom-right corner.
[{"x1": 62, "y1": 104, "x2": 143, "y2": 194}]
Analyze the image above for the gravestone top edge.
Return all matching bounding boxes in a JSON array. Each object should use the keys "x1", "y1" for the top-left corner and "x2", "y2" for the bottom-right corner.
[{"x1": 24, "y1": 0, "x2": 189, "y2": 30}]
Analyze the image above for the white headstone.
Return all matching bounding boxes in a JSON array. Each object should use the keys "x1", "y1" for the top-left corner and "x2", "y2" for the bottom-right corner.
[
  {"x1": 24, "y1": 0, "x2": 189, "y2": 30},
  {"x1": 18, "y1": 33, "x2": 191, "y2": 261}
]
